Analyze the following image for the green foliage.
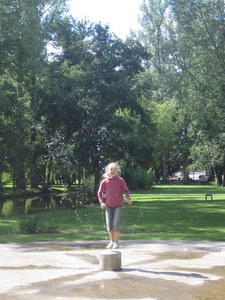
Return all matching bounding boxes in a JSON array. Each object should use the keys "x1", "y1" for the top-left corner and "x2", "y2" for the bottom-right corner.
[
  {"x1": 1, "y1": 201, "x2": 14, "y2": 217},
  {"x1": 167, "y1": 0, "x2": 225, "y2": 182},
  {"x1": 19, "y1": 217, "x2": 39, "y2": 233},
  {"x1": 122, "y1": 168, "x2": 156, "y2": 190},
  {"x1": 1, "y1": 172, "x2": 12, "y2": 185},
  {"x1": 138, "y1": 0, "x2": 225, "y2": 183},
  {"x1": 2, "y1": 0, "x2": 225, "y2": 196},
  {"x1": 18, "y1": 216, "x2": 58, "y2": 234}
]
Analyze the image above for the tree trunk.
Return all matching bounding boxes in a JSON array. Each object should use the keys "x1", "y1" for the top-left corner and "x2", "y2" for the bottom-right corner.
[
  {"x1": 94, "y1": 170, "x2": 101, "y2": 203},
  {"x1": 0, "y1": 181, "x2": 4, "y2": 192},
  {"x1": 214, "y1": 167, "x2": 223, "y2": 185},
  {"x1": 13, "y1": 147, "x2": 26, "y2": 192},
  {"x1": 182, "y1": 157, "x2": 189, "y2": 184},
  {"x1": 30, "y1": 160, "x2": 39, "y2": 189},
  {"x1": 29, "y1": 75, "x2": 39, "y2": 189},
  {"x1": 162, "y1": 154, "x2": 168, "y2": 183},
  {"x1": 14, "y1": 75, "x2": 26, "y2": 190},
  {"x1": 46, "y1": 156, "x2": 53, "y2": 188}
]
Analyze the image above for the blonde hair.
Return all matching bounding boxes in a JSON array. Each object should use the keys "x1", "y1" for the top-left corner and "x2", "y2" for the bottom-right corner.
[{"x1": 103, "y1": 162, "x2": 121, "y2": 178}]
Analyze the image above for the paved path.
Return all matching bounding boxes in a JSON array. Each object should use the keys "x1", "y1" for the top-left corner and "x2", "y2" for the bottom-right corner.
[{"x1": 1, "y1": 240, "x2": 225, "y2": 299}]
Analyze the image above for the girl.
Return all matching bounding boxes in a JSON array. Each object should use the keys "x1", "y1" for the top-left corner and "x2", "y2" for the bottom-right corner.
[{"x1": 97, "y1": 162, "x2": 132, "y2": 249}]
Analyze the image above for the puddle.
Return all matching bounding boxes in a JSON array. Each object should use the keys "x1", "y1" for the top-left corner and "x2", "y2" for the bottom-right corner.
[
  {"x1": 4, "y1": 272, "x2": 225, "y2": 300},
  {"x1": 193, "y1": 275, "x2": 225, "y2": 300},
  {"x1": 56, "y1": 242, "x2": 107, "y2": 250},
  {"x1": 68, "y1": 253, "x2": 99, "y2": 264},
  {"x1": 16, "y1": 241, "x2": 107, "y2": 252},
  {"x1": 152, "y1": 251, "x2": 206, "y2": 262},
  {"x1": 1, "y1": 242, "x2": 225, "y2": 299}
]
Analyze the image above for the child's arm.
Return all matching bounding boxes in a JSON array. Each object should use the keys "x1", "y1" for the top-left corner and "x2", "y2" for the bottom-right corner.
[
  {"x1": 97, "y1": 181, "x2": 106, "y2": 208},
  {"x1": 122, "y1": 178, "x2": 132, "y2": 205}
]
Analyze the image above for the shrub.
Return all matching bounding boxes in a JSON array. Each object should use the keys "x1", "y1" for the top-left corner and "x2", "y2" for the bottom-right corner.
[
  {"x1": 19, "y1": 216, "x2": 39, "y2": 233},
  {"x1": 19, "y1": 216, "x2": 58, "y2": 234},
  {"x1": 122, "y1": 168, "x2": 155, "y2": 190}
]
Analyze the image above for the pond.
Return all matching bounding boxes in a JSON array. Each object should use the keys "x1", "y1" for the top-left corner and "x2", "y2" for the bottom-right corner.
[{"x1": 0, "y1": 191, "x2": 88, "y2": 216}]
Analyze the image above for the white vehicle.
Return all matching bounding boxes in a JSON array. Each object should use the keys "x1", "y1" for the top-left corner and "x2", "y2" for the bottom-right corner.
[{"x1": 189, "y1": 171, "x2": 208, "y2": 182}]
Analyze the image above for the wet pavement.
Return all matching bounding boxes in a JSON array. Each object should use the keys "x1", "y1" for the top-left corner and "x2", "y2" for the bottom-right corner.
[{"x1": 1, "y1": 240, "x2": 225, "y2": 299}]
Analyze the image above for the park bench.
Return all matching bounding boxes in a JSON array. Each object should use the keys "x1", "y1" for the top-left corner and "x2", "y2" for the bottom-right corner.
[{"x1": 205, "y1": 193, "x2": 213, "y2": 201}]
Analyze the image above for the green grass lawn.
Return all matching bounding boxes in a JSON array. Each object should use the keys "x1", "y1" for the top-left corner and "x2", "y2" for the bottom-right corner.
[{"x1": 1, "y1": 184, "x2": 225, "y2": 243}]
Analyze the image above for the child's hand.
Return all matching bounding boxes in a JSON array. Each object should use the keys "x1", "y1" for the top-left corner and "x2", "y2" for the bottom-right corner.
[
  {"x1": 101, "y1": 203, "x2": 106, "y2": 209},
  {"x1": 127, "y1": 200, "x2": 132, "y2": 205}
]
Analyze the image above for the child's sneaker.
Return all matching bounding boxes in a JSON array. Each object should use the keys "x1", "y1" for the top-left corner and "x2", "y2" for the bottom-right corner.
[
  {"x1": 106, "y1": 241, "x2": 114, "y2": 249},
  {"x1": 112, "y1": 241, "x2": 119, "y2": 249}
]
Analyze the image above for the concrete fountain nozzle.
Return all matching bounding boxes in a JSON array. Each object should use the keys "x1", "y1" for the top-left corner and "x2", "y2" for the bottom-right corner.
[{"x1": 99, "y1": 250, "x2": 121, "y2": 271}]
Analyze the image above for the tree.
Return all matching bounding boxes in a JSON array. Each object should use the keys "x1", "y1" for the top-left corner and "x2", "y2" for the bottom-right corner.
[
  {"x1": 138, "y1": 0, "x2": 187, "y2": 181},
  {"x1": 149, "y1": 100, "x2": 179, "y2": 181},
  {"x1": 169, "y1": 0, "x2": 225, "y2": 184},
  {"x1": 137, "y1": 0, "x2": 225, "y2": 183},
  {"x1": 0, "y1": 0, "x2": 68, "y2": 190},
  {"x1": 39, "y1": 18, "x2": 151, "y2": 193}
]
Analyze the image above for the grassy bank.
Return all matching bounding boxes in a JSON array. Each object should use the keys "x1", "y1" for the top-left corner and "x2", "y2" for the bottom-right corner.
[{"x1": 1, "y1": 184, "x2": 225, "y2": 243}]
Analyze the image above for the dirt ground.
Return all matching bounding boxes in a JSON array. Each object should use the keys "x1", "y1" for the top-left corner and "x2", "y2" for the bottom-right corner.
[{"x1": 1, "y1": 240, "x2": 225, "y2": 300}]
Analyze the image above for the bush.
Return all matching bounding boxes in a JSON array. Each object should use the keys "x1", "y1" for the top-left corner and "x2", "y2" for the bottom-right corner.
[
  {"x1": 19, "y1": 216, "x2": 58, "y2": 234},
  {"x1": 19, "y1": 216, "x2": 39, "y2": 233},
  {"x1": 122, "y1": 168, "x2": 155, "y2": 190}
]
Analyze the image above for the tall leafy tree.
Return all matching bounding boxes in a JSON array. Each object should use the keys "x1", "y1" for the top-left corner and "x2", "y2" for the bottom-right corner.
[
  {"x1": 40, "y1": 18, "x2": 151, "y2": 193},
  {"x1": 0, "y1": 0, "x2": 68, "y2": 189},
  {"x1": 150, "y1": 100, "x2": 179, "y2": 181},
  {"x1": 137, "y1": 0, "x2": 225, "y2": 183},
  {"x1": 169, "y1": 0, "x2": 225, "y2": 184},
  {"x1": 138, "y1": 0, "x2": 188, "y2": 181}
]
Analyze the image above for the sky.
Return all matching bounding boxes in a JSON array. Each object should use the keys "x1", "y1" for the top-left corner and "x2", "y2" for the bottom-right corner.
[{"x1": 68, "y1": 0, "x2": 143, "y2": 39}]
